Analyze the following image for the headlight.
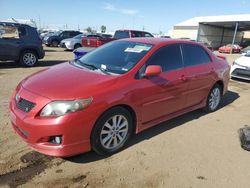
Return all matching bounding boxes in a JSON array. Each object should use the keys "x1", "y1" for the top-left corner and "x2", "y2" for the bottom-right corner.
[
  {"x1": 232, "y1": 61, "x2": 241, "y2": 67},
  {"x1": 40, "y1": 98, "x2": 92, "y2": 117},
  {"x1": 65, "y1": 41, "x2": 73, "y2": 45}
]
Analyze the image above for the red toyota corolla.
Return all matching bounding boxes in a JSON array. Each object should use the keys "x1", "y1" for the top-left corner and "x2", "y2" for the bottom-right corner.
[{"x1": 10, "y1": 38, "x2": 230, "y2": 157}]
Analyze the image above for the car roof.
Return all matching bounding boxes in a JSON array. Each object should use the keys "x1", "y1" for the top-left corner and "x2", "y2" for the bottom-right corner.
[
  {"x1": 118, "y1": 37, "x2": 200, "y2": 46},
  {"x1": 115, "y1": 29, "x2": 150, "y2": 33},
  {"x1": 0, "y1": 22, "x2": 31, "y2": 27}
]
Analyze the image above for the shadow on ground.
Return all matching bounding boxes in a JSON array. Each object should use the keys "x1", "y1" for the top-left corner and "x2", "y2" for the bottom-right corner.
[
  {"x1": 66, "y1": 90, "x2": 240, "y2": 163},
  {"x1": 0, "y1": 60, "x2": 66, "y2": 69}
]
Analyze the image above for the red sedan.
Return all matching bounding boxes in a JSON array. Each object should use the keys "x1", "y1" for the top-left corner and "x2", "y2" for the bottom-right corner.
[
  {"x1": 10, "y1": 38, "x2": 230, "y2": 157},
  {"x1": 218, "y1": 44, "x2": 241, "y2": 53}
]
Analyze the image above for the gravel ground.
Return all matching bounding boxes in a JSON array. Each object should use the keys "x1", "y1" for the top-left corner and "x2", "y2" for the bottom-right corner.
[{"x1": 0, "y1": 47, "x2": 250, "y2": 188}]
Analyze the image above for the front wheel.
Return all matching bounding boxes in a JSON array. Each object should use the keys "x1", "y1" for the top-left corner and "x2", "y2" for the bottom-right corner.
[
  {"x1": 91, "y1": 107, "x2": 133, "y2": 156},
  {"x1": 204, "y1": 84, "x2": 222, "y2": 112}
]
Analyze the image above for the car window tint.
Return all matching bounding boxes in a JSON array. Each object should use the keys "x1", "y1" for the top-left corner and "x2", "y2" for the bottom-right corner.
[
  {"x1": 144, "y1": 33, "x2": 153, "y2": 37},
  {"x1": 132, "y1": 31, "x2": 143, "y2": 37},
  {"x1": 18, "y1": 26, "x2": 27, "y2": 37},
  {"x1": 62, "y1": 32, "x2": 70, "y2": 38},
  {"x1": 0, "y1": 25, "x2": 19, "y2": 39},
  {"x1": 182, "y1": 44, "x2": 211, "y2": 67},
  {"x1": 114, "y1": 31, "x2": 130, "y2": 39},
  {"x1": 146, "y1": 44, "x2": 183, "y2": 72}
]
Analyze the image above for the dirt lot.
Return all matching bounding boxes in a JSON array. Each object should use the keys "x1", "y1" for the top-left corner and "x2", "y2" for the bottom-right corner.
[{"x1": 0, "y1": 47, "x2": 250, "y2": 188}]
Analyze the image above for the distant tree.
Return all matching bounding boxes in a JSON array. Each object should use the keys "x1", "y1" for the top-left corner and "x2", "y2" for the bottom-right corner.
[
  {"x1": 101, "y1": 25, "x2": 106, "y2": 33},
  {"x1": 86, "y1": 27, "x2": 92, "y2": 33}
]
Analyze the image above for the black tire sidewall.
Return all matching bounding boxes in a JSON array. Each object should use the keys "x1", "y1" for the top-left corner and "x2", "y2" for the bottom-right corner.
[
  {"x1": 74, "y1": 44, "x2": 81, "y2": 50},
  {"x1": 20, "y1": 51, "x2": 38, "y2": 67},
  {"x1": 51, "y1": 40, "x2": 59, "y2": 47},
  {"x1": 91, "y1": 107, "x2": 133, "y2": 156},
  {"x1": 205, "y1": 84, "x2": 222, "y2": 112}
]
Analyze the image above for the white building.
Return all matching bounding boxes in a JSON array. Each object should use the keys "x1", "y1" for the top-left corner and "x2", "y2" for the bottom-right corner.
[{"x1": 172, "y1": 14, "x2": 250, "y2": 48}]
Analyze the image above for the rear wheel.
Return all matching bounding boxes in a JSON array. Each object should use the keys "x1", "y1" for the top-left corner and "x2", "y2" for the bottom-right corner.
[
  {"x1": 204, "y1": 84, "x2": 222, "y2": 112},
  {"x1": 51, "y1": 40, "x2": 59, "y2": 47},
  {"x1": 74, "y1": 43, "x2": 81, "y2": 50},
  {"x1": 19, "y1": 51, "x2": 38, "y2": 67},
  {"x1": 91, "y1": 107, "x2": 133, "y2": 156}
]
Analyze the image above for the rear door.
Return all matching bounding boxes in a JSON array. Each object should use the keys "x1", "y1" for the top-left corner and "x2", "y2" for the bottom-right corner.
[
  {"x1": 181, "y1": 44, "x2": 215, "y2": 107},
  {"x1": 0, "y1": 24, "x2": 21, "y2": 60},
  {"x1": 135, "y1": 44, "x2": 189, "y2": 123}
]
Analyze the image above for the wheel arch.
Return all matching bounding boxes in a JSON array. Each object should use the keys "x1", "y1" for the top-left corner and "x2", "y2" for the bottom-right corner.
[
  {"x1": 214, "y1": 80, "x2": 224, "y2": 95},
  {"x1": 19, "y1": 48, "x2": 38, "y2": 60},
  {"x1": 91, "y1": 104, "x2": 137, "y2": 136}
]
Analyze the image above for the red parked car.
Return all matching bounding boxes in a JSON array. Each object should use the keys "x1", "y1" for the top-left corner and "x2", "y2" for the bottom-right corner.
[
  {"x1": 10, "y1": 38, "x2": 230, "y2": 157},
  {"x1": 82, "y1": 30, "x2": 154, "y2": 48},
  {"x1": 82, "y1": 33, "x2": 113, "y2": 48},
  {"x1": 218, "y1": 44, "x2": 241, "y2": 53}
]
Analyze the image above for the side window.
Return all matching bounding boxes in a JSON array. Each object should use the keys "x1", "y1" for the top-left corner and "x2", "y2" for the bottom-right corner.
[
  {"x1": 17, "y1": 26, "x2": 27, "y2": 37},
  {"x1": 182, "y1": 44, "x2": 211, "y2": 67},
  {"x1": 146, "y1": 44, "x2": 183, "y2": 72},
  {"x1": 0, "y1": 25, "x2": 19, "y2": 39},
  {"x1": 144, "y1": 32, "x2": 154, "y2": 37},
  {"x1": 132, "y1": 31, "x2": 143, "y2": 37},
  {"x1": 62, "y1": 32, "x2": 70, "y2": 38}
]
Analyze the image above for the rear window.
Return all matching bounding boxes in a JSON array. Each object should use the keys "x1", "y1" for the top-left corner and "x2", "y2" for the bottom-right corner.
[
  {"x1": 0, "y1": 24, "x2": 19, "y2": 39},
  {"x1": 114, "y1": 31, "x2": 130, "y2": 39},
  {"x1": 182, "y1": 44, "x2": 211, "y2": 67}
]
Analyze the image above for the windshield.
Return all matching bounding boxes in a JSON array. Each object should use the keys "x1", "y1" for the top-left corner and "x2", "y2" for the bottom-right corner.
[
  {"x1": 75, "y1": 41, "x2": 153, "y2": 75},
  {"x1": 74, "y1": 34, "x2": 84, "y2": 39},
  {"x1": 53, "y1": 31, "x2": 62, "y2": 36}
]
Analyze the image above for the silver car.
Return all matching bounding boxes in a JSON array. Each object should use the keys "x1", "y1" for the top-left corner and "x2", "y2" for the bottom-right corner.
[{"x1": 60, "y1": 34, "x2": 85, "y2": 50}]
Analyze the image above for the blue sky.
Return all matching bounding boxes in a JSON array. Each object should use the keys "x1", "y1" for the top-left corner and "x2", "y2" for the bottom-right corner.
[{"x1": 1, "y1": 0, "x2": 249, "y2": 33}]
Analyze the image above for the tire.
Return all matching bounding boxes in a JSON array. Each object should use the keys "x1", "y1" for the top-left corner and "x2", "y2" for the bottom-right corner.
[
  {"x1": 51, "y1": 40, "x2": 59, "y2": 47},
  {"x1": 204, "y1": 84, "x2": 222, "y2": 112},
  {"x1": 19, "y1": 50, "x2": 38, "y2": 67},
  {"x1": 74, "y1": 43, "x2": 81, "y2": 50},
  {"x1": 91, "y1": 107, "x2": 134, "y2": 156}
]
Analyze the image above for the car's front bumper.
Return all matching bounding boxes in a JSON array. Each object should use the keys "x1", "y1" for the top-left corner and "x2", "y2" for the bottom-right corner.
[
  {"x1": 231, "y1": 65, "x2": 250, "y2": 80},
  {"x1": 9, "y1": 86, "x2": 96, "y2": 157}
]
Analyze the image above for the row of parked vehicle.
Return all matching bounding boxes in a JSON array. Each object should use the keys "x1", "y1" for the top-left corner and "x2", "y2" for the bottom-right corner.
[{"x1": 41, "y1": 29, "x2": 154, "y2": 50}]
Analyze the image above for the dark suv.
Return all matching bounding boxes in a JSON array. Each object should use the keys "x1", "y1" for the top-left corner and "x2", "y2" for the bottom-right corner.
[
  {"x1": 0, "y1": 22, "x2": 45, "y2": 67},
  {"x1": 43, "y1": 30, "x2": 82, "y2": 47}
]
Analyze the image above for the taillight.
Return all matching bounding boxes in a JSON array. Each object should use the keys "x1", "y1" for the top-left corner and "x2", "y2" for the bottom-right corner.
[{"x1": 96, "y1": 39, "x2": 102, "y2": 47}]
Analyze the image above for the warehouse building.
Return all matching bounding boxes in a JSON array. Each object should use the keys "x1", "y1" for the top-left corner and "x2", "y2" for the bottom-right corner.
[{"x1": 172, "y1": 14, "x2": 250, "y2": 49}]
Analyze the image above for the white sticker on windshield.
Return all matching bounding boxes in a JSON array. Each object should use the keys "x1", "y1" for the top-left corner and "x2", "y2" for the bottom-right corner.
[
  {"x1": 134, "y1": 45, "x2": 151, "y2": 51},
  {"x1": 125, "y1": 47, "x2": 143, "y2": 53}
]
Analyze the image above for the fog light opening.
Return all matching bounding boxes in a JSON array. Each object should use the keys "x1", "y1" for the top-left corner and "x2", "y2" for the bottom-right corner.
[{"x1": 49, "y1": 136, "x2": 62, "y2": 144}]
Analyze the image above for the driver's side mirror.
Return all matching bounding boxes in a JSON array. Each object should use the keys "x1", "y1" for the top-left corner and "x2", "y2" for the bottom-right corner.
[{"x1": 144, "y1": 65, "x2": 162, "y2": 78}]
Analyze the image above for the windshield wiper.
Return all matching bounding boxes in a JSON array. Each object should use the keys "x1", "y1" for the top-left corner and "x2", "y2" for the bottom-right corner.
[{"x1": 76, "y1": 60, "x2": 110, "y2": 75}]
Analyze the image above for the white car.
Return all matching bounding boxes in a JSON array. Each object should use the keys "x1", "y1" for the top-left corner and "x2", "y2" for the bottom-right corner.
[
  {"x1": 231, "y1": 51, "x2": 250, "y2": 80},
  {"x1": 59, "y1": 34, "x2": 85, "y2": 50}
]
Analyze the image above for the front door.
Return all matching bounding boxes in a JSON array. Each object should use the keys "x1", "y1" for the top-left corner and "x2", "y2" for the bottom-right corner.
[{"x1": 134, "y1": 44, "x2": 189, "y2": 124}]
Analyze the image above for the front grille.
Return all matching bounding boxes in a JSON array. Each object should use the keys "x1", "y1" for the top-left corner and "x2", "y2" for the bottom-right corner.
[
  {"x1": 16, "y1": 98, "x2": 35, "y2": 112},
  {"x1": 232, "y1": 68, "x2": 250, "y2": 78}
]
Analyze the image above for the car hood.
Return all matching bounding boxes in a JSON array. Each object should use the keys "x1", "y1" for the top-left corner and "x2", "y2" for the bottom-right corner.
[
  {"x1": 21, "y1": 62, "x2": 119, "y2": 100},
  {"x1": 235, "y1": 56, "x2": 250, "y2": 67}
]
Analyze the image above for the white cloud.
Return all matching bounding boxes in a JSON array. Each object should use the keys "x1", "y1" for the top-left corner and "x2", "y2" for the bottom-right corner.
[{"x1": 103, "y1": 3, "x2": 138, "y2": 16}]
